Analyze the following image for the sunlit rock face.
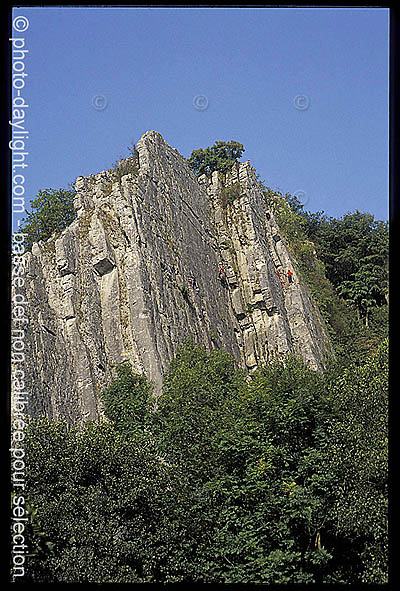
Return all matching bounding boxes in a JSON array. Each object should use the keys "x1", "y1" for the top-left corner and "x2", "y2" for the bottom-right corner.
[{"x1": 19, "y1": 130, "x2": 332, "y2": 423}]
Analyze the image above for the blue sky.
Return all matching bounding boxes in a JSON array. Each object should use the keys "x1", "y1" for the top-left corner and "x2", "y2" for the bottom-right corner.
[{"x1": 11, "y1": 6, "x2": 389, "y2": 226}]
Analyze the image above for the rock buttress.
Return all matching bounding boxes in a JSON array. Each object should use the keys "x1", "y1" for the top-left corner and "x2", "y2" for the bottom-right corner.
[
  {"x1": 200, "y1": 160, "x2": 332, "y2": 371},
  {"x1": 19, "y1": 131, "x2": 241, "y2": 422},
  {"x1": 18, "y1": 131, "x2": 333, "y2": 423}
]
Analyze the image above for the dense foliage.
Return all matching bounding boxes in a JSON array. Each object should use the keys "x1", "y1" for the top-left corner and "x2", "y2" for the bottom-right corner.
[
  {"x1": 101, "y1": 362, "x2": 153, "y2": 439},
  {"x1": 21, "y1": 337, "x2": 388, "y2": 584},
  {"x1": 19, "y1": 188, "x2": 77, "y2": 251},
  {"x1": 21, "y1": 421, "x2": 188, "y2": 583},
  {"x1": 188, "y1": 140, "x2": 245, "y2": 176},
  {"x1": 301, "y1": 210, "x2": 388, "y2": 323}
]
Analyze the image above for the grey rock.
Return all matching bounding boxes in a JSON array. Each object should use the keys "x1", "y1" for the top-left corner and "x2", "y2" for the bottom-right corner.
[{"x1": 15, "y1": 130, "x2": 333, "y2": 424}]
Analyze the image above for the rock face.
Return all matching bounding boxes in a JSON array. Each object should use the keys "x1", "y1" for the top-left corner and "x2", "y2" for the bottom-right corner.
[
  {"x1": 201, "y1": 163, "x2": 331, "y2": 372},
  {"x1": 19, "y1": 131, "x2": 332, "y2": 423}
]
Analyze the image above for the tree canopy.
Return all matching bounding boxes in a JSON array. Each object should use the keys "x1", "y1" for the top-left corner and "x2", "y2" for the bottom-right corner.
[
  {"x1": 188, "y1": 140, "x2": 245, "y2": 176},
  {"x1": 21, "y1": 339, "x2": 388, "y2": 584},
  {"x1": 19, "y1": 188, "x2": 77, "y2": 251},
  {"x1": 303, "y1": 211, "x2": 388, "y2": 327}
]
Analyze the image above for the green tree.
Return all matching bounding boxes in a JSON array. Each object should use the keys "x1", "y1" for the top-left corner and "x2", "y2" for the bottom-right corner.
[
  {"x1": 151, "y1": 340, "x2": 245, "y2": 481},
  {"x1": 337, "y1": 262, "x2": 387, "y2": 326},
  {"x1": 23, "y1": 419, "x2": 193, "y2": 583},
  {"x1": 188, "y1": 140, "x2": 245, "y2": 176},
  {"x1": 319, "y1": 339, "x2": 388, "y2": 583},
  {"x1": 21, "y1": 339, "x2": 388, "y2": 584},
  {"x1": 19, "y1": 188, "x2": 77, "y2": 251},
  {"x1": 101, "y1": 362, "x2": 153, "y2": 439},
  {"x1": 194, "y1": 356, "x2": 335, "y2": 584},
  {"x1": 151, "y1": 345, "x2": 337, "y2": 583},
  {"x1": 301, "y1": 210, "x2": 388, "y2": 323}
]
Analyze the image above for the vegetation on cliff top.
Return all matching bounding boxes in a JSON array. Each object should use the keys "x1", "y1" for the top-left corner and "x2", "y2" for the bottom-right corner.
[
  {"x1": 188, "y1": 140, "x2": 245, "y2": 176},
  {"x1": 19, "y1": 188, "x2": 77, "y2": 251}
]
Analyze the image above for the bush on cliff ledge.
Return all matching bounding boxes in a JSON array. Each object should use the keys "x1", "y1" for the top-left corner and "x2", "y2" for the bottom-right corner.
[
  {"x1": 188, "y1": 140, "x2": 245, "y2": 176},
  {"x1": 19, "y1": 188, "x2": 77, "y2": 251}
]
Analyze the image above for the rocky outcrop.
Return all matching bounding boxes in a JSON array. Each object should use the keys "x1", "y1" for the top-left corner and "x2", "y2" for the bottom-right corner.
[
  {"x1": 201, "y1": 163, "x2": 331, "y2": 371},
  {"x1": 18, "y1": 131, "x2": 333, "y2": 423}
]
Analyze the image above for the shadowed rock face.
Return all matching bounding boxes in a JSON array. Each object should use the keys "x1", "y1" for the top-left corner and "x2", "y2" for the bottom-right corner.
[{"x1": 17, "y1": 130, "x2": 333, "y2": 423}]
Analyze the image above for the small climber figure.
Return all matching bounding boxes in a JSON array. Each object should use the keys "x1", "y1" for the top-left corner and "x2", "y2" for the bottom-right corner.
[
  {"x1": 218, "y1": 262, "x2": 227, "y2": 283},
  {"x1": 287, "y1": 269, "x2": 293, "y2": 284},
  {"x1": 276, "y1": 269, "x2": 284, "y2": 286},
  {"x1": 189, "y1": 274, "x2": 200, "y2": 293},
  {"x1": 238, "y1": 361, "x2": 244, "y2": 370}
]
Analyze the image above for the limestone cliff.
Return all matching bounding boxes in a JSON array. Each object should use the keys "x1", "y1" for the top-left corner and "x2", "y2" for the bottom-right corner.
[{"x1": 19, "y1": 131, "x2": 332, "y2": 423}]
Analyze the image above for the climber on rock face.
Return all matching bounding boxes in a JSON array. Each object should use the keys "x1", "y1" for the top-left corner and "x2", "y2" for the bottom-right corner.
[
  {"x1": 287, "y1": 269, "x2": 293, "y2": 284},
  {"x1": 218, "y1": 262, "x2": 227, "y2": 282},
  {"x1": 189, "y1": 274, "x2": 200, "y2": 293},
  {"x1": 276, "y1": 269, "x2": 284, "y2": 285}
]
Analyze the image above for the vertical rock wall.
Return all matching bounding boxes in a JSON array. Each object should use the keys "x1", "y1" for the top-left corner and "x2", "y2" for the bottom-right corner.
[
  {"x1": 18, "y1": 131, "x2": 332, "y2": 423},
  {"x1": 201, "y1": 162, "x2": 331, "y2": 371}
]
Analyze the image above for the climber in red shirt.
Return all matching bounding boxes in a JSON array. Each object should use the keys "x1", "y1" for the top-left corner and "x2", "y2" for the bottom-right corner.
[
  {"x1": 287, "y1": 269, "x2": 293, "y2": 284},
  {"x1": 218, "y1": 262, "x2": 227, "y2": 282}
]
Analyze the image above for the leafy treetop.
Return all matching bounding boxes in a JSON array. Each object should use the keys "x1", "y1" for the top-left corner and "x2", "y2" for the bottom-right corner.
[
  {"x1": 188, "y1": 140, "x2": 245, "y2": 176},
  {"x1": 19, "y1": 188, "x2": 77, "y2": 251}
]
